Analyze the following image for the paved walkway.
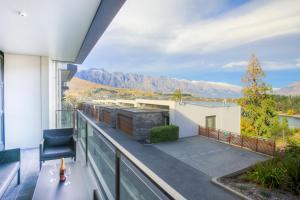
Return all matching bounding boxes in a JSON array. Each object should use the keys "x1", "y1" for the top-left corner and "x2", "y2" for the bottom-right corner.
[
  {"x1": 94, "y1": 120, "x2": 240, "y2": 200},
  {"x1": 155, "y1": 136, "x2": 269, "y2": 177}
]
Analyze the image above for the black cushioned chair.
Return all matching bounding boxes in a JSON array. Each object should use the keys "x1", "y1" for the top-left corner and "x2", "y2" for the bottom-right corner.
[
  {"x1": 40, "y1": 128, "x2": 76, "y2": 169},
  {"x1": 0, "y1": 148, "x2": 21, "y2": 199}
]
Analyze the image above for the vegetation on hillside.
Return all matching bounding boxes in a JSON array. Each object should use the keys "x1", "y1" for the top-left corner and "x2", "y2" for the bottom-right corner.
[
  {"x1": 65, "y1": 77, "x2": 239, "y2": 107},
  {"x1": 272, "y1": 95, "x2": 300, "y2": 115},
  {"x1": 65, "y1": 77, "x2": 157, "y2": 106}
]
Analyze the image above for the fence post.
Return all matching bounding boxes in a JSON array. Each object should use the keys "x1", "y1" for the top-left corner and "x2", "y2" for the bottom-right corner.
[
  {"x1": 207, "y1": 128, "x2": 210, "y2": 137},
  {"x1": 256, "y1": 138, "x2": 258, "y2": 152},
  {"x1": 241, "y1": 135, "x2": 244, "y2": 148},
  {"x1": 273, "y1": 140, "x2": 276, "y2": 156}
]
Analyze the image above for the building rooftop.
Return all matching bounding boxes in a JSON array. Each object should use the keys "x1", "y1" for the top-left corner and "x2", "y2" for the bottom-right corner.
[
  {"x1": 185, "y1": 101, "x2": 238, "y2": 108},
  {"x1": 100, "y1": 105, "x2": 123, "y2": 109},
  {"x1": 120, "y1": 107, "x2": 166, "y2": 113}
]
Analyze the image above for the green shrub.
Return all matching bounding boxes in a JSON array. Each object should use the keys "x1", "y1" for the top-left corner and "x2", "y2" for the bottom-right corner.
[
  {"x1": 245, "y1": 147, "x2": 300, "y2": 194},
  {"x1": 287, "y1": 137, "x2": 300, "y2": 149},
  {"x1": 150, "y1": 125, "x2": 179, "y2": 143},
  {"x1": 246, "y1": 159, "x2": 287, "y2": 189},
  {"x1": 283, "y1": 147, "x2": 300, "y2": 194}
]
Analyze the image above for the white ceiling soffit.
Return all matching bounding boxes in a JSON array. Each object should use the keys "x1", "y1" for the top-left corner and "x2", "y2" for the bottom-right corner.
[{"x1": 0, "y1": 0, "x2": 126, "y2": 63}]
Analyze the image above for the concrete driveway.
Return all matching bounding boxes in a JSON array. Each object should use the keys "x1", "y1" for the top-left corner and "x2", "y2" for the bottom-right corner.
[{"x1": 154, "y1": 136, "x2": 269, "y2": 177}]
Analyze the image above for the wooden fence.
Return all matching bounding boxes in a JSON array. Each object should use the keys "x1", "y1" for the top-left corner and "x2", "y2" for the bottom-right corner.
[{"x1": 198, "y1": 126, "x2": 275, "y2": 156}]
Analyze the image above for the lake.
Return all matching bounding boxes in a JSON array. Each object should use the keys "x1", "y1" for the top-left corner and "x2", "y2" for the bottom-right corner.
[{"x1": 279, "y1": 115, "x2": 300, "y2": 129}]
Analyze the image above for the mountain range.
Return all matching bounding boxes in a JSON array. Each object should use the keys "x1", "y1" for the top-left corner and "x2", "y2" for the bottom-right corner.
[
  {"x1": 75, "y1": 68, "x2": 299, "y2": 98},
  {"x1": 274, "y1": 82, "x2": 300, "y2": 96}
]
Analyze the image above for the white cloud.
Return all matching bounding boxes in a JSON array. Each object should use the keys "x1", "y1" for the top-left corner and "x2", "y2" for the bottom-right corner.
[
  {"x1": 102, "y1": 0, "x2": 300, "y2": 55},
  {"x1": 223, "y1": 61, "x2": 248, "y2": 68},
  {"x1": 223, "y1": 60, "x2": 300, "y2": 70},
  {"x1": 167, "y1": 1, "x2": 300, "y2": 53},
  {"x1": 296, "y1": 59, "x2": 300, "y2": 67}
]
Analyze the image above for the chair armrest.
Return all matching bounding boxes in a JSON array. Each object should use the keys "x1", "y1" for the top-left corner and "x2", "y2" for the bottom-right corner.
[
  {"x1": 72, "y1": 138, "x2": 76, "y2": 151},
  {"x1": 0, "y1": 148, "x2": 20, "y2": 164},
  {"x1": 39, "y1": 139, "x2": 44, "y2": 155}
]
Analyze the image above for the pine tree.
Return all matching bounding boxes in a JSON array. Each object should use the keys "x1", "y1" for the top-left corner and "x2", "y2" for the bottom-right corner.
[{"x1": 239, "y1": 54, "x2": 278, "y2": 137}]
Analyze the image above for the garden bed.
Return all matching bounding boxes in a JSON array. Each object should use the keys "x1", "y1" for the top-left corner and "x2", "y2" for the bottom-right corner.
[
  {"x1": 217, "y1": 143, "x2": 300, "y2": 200},
  {"x1": 219, "y1": 175, "x2": 299, "y2": 200}
]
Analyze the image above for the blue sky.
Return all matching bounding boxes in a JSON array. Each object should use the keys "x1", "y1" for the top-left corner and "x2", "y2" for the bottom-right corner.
[{"x1": 82, "y1": 0, "x2": 300, "y2": 88}]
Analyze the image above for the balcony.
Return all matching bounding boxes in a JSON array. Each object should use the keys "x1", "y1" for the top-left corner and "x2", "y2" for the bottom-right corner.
[
  {"x1": 1, "y1": 103, "x2": 271, "y2": 200},
  {"x1": 0, "y1": 1, "x2": 275, "y2": 200},
  {"x1": 1, "y1": 108, "x2": 186, "y2": 200}
]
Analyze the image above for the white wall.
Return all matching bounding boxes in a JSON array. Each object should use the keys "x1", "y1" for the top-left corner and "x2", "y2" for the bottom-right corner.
[
  {"x1": 41, "y1": 57, "x2": 56, "y2": 129},
  {"x1": 48, "y1": 58, "x2": 56, "y2": 129},
  {"x1": 173, "y1": 103, "x2": 241, "y2": 138},
  {"x1": 4, "y1": 54, "x2": 56, "y2": 149}
]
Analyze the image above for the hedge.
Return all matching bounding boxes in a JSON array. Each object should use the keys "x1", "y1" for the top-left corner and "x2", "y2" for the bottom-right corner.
[{"x1": 150, "y1": 125, "x2": 179, "y2": 143}]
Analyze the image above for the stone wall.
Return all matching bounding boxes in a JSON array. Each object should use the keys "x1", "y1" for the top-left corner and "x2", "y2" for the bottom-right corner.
[
  {"x1": 99, "y1": 106, "x2": 118, "y2": 128},
  {"x1": 116, "y1": 109, "x2": 167, "y2": 141},
  {"x1": 133, "y1": 112, "x2": 166, "y2": 141}
]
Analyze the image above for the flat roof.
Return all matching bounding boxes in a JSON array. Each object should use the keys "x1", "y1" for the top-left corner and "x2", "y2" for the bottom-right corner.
[
  {"x1": 100, "y1": 105, "x2": 122, "y2": 109},
  {"x1": 185, "y1": 101, "x2": 238, "y2": 107},
  {"x1": 120, "y1": 107, "x2": 165, "y2": 113}
]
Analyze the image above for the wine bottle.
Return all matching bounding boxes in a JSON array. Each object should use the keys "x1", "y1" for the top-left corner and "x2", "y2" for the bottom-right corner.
[{"x1": 59, "y1": 158, "x2": 66, "y2": 182}]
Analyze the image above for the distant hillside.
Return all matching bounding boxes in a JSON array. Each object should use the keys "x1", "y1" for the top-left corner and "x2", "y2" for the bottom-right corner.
[
  {"x1": 66, "y1": 77, "x2": 156, "y2": 100},
  {"x1": 67, "y1": 77, "x2": 107, "y2": 91},
  {"x1": 66, "y1": 77, "x2": 241, "y2": 105},
  {"x1": 75, "y1": 68, "x2": 242, "y2": 98},
  {"x1": 274, "y1": 82, "x2": 300, "y2": 96}
]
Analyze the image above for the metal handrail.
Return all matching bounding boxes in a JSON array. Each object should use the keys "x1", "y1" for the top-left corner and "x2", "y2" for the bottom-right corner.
[
  {"x1": 77, "y1": 110, "x2": 186, "y2": 200},
  {"x1": 55, "y1": 109, "x2": 75, "y2": 111}
]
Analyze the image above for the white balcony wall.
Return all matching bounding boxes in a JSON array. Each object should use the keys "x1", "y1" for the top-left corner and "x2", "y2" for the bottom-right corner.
[{"x1": 4, "y1": 54, "x2": 56, "y2": 149}]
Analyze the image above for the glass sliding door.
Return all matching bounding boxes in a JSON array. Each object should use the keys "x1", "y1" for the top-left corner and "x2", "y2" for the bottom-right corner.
[{"x1": 0, "y1": 51, "x2": 4, "y2": 150}]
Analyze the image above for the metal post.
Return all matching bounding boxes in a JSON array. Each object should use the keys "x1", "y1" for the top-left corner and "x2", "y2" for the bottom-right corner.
[
  {"x1": 76, "y1": 111, "x2": 79, "y2": 141},
  {"x1": 55, "y1": 111, "x2": 58, "y2": 128},
  {"x1": 73, "y1": 109, "x2": 76, "y2": 134},
  {"x1": 85, "y1": 120, "x2": 88, "y2": 165},
  {"x1": 228, "y1": 133, "x2": 231, "y2": 144},
  {"x1": 115, "y1": 149, "x2": 121, "y2": 200},
  {"x1": 217, "y1": 130, "x2": 220, "y2": 140}
]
